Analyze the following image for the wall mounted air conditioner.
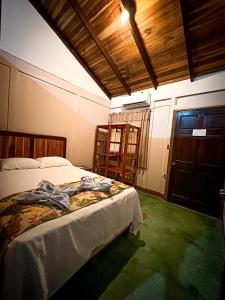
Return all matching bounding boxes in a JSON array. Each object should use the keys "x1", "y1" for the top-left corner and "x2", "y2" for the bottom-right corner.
[{"x1": 122, "y1": 100, "x2": 150, "y2": 110}]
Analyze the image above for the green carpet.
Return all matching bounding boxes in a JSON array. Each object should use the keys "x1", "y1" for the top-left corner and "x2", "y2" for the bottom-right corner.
[{"x1": 51, "y1": 191, "x2": 224, "y2": 300}]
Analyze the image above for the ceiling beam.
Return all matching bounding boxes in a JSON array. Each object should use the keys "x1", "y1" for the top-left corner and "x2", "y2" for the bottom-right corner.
[
  {"x1": 28, "y1": 0, "x2": 112, "y2": 99},
  {"x1": 68, "y1": 0, "x2": 131, "y2": 96},
  {"x1": 178, "y1": 0, "x2": 194, "y2": 82},
  {"x1": 120, "y1": 0, "x2": 157, "y2": 90}
]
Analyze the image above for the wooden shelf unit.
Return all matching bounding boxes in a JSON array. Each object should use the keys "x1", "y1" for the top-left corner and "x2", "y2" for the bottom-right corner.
[{"x1": 93, "y1": 124, "x2": 141, "y2": 186}]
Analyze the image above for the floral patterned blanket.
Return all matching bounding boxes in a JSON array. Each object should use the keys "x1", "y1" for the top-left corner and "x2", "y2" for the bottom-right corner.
[{"x1": 0, "y1": 177, "x2": 129, "y2": 257}]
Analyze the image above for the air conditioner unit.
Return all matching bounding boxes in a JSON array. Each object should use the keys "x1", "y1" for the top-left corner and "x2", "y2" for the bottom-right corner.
[{"x1": 122, "y1": 100, "x2": 150, "y2": 110}]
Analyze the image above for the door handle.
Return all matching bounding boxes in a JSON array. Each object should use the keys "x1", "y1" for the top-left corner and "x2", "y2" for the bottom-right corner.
[{"x1": 172, "y1": 162, "x2": 176, "y2": 166}]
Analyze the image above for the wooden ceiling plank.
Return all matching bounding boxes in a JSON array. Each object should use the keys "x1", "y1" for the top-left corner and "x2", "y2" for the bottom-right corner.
[
  {"x1": 68, "y1": 0, "x2": 131, "y2": 96},
  {"x1": 28, "y1": 0, "x2": 111, "y2": 99},
  {"x1": 120, "y1": 0, "x2": 157, "y2": 90},
  {"x1": 178, "y1": 0, "x2": 194, "y2": 82}
]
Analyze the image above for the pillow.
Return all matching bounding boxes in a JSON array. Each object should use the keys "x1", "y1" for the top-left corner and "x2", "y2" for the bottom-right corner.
[
  {"x1": 36, "y1": 156, "x2": 72, "y2": 168},
  {"x1": 0, "y1": 158, "x2": 41, "y2": 171}
]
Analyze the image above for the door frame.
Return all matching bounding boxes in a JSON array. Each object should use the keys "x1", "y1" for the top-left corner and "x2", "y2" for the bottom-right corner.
[{"x1": 164, "y1": 104, "x2": 225, "y2": 201}]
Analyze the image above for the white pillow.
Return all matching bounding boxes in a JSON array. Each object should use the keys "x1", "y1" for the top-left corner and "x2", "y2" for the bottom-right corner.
[
  {"x1": 0, "y1": 158, "x2": 41, "y2": 171},
  {"x1": 36, "y1": 156, "x2": 72, "y2": 168}
]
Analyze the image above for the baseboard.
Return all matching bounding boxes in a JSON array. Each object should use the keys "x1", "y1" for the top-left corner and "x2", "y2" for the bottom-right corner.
[{"x1": 136, "y1": 186, "x2": 165, "y2": 199}]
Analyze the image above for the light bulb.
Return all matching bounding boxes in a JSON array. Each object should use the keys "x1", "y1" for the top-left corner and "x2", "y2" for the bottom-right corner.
[{"x1": 121, "y1": 9, "x2": 129, "y2": 24}]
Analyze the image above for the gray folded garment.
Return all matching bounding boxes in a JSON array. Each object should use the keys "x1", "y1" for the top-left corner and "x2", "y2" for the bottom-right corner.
[
  {"x1": 13, "y1": 180, "x2": 77, "y2": 210},
  {"x1": 79, "y1": 176, "x2": 115, "y2": 192}
]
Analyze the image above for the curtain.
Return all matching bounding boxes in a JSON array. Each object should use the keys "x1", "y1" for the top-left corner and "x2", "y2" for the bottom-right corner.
[{"x1": 108, "y1": 109, "x2": 151, "y2": 169}]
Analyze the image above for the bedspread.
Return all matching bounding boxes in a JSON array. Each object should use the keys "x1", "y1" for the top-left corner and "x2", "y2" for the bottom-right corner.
[
  {"x1": 0, "y1": 177, "x2": 129, "y2": 257},
  {"x1": 0, "y1": 166, "x2": 143, "y2": 300}
]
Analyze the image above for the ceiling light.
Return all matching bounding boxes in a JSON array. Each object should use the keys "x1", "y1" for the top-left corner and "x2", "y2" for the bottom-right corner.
[{"x1": 121, "y1": 9, "x2": 129, "y2": 24}]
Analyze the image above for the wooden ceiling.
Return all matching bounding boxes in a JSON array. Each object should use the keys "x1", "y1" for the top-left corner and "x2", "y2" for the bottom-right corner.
[{"x1": 29, "y1": 0, "x2": 225, "y2": 99}]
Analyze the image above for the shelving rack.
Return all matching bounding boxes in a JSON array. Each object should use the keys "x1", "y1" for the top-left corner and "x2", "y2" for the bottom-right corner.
[{"x1": 92, "y1": 124, "x2": 141, "y2": 186}]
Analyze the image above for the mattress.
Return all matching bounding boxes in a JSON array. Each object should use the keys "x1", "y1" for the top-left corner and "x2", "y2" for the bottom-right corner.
[{"x1": 0, "y1": 166, "x2": 143, "y2": 300}]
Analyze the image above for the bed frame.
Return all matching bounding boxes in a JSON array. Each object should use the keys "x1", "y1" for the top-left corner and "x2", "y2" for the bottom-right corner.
[{"x1": 0, "y1": 130, "x2": 66, "y2": 159}]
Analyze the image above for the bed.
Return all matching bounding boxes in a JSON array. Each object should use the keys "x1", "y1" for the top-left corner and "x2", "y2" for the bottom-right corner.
[{"x1": 0, "y1": 131, "x2": 143, "y2": 300}]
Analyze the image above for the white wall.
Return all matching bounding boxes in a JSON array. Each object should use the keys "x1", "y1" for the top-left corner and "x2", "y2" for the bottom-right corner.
[
  {"x1": 0, "y1": 0, "x2": 108, "y2": 100},
  {"x1": 111, "y1": 71, "x2": 225, "y2": 109},
  {"x1": 0, "y1": 51, "x2": 110, "y2": 168},
  {"x1": 111, "y1": 72, "x2": 225, "y2": 195}
]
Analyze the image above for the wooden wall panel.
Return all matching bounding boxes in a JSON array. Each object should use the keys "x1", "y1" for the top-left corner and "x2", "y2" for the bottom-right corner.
[
  {"x1": 184, "y1": 0, "x2": 225, "y2": 77},
  {"x1": 29, "y1": 0, "x2": 225, "y2": 96}
]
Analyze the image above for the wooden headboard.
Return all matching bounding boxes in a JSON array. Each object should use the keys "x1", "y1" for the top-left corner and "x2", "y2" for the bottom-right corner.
[{"x1": 0, "y1": 131, "x2": 67, "y2": 159}]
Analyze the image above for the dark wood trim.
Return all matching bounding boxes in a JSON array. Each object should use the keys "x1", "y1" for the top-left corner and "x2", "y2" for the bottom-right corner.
[
  {"x1": 120, "y1": 0, "x2": 157, "y2": 90},
  {"x1": 28, "y1": 0, "x2": 111, "y2": 100},
  {"x1": 164, "y1": 110, "x2": 177, "y2": 200},
  {"x1": 179, "y1": 0, "x2": 194, "y2": 82},
  {"x1": 68, "y1": 0, "x2": 131, "y2": 96},
  {"x1": 172, "y1": 105, "x2": 225, "y2": 115},
  {"x1": 136, "y1": 185, "x2": 165, "y2": 199}
]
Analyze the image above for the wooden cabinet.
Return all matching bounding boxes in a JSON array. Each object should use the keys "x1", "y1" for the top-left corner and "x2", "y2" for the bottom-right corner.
[{"x1": 93, "y1": 124, "x2": 141, "y2": 186}]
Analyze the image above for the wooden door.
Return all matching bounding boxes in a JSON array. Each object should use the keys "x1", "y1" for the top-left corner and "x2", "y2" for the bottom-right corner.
[{"x1": 168, "y1": 106, "x2": 225, "y2": 217}]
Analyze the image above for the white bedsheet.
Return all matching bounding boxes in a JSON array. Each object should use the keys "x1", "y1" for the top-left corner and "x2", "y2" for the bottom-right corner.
[
  {"x1": 0, "y1": 166, "x2": 98, "y2": 199},
  {"x1": 0, "y1": 166, "x2": 143, "y2": 300}
]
